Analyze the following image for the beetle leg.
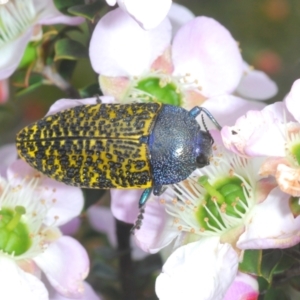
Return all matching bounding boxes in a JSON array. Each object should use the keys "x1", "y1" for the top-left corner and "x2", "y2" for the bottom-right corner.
[
  {"x1": 93, "y1": 94, "x2": 102, "y2": 104},
  {"x1": 138, "y1": 187, "x2": 152, "y2": 208},
  {"x1": 189, "y1": 107, "x2": 222, "y2": 130}
]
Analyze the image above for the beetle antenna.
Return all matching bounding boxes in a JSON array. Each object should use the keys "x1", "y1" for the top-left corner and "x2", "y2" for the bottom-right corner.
[
  {"x1": 201, "y1": 114, "x2": 208, "y2": 132},
  {"x1": 201, "y1": 114, "x2": 214, "y2": 145}
]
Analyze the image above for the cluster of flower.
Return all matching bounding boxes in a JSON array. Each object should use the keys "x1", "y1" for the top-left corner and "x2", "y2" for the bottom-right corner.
[{"x1": 1, "y1": 0, "x2": 299, "y2": 299}]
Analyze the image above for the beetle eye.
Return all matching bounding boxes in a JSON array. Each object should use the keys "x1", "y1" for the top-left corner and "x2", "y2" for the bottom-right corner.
[{"x1": 196, "y1": 153, "x2": 209, "y2": 168}]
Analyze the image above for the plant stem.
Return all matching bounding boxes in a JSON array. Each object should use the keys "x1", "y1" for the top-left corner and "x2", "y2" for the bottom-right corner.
[{"x1": 116, "y1": 218, "x2": 136, "y2": 300}]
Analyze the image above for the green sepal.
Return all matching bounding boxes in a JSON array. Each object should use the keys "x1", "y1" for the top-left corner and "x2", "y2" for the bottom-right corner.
[
  {"x1": 54, "y1": 39, "x2": 88, "y2": 61},
  {"x1": 261, "y1": 249, "x2": 283, "y2": 283},
  {"x1": 79, "y1": 83, "x2": 101, "y2": 98},
  {"x1": 68, "y1": 1, "x2": 105, "y2": 22},
  {"x1": 54, "y1": 0, "x2": 85, "y2": 16},
  {"x1": 289, "y1": 196, "x2": 300, "y2": 218},
  {"x1": 16, "y1": 74, "x2": 44, "y2": 97},
  {"x1": 239, "y1": 249, "x2": 262, "y2": 275}
]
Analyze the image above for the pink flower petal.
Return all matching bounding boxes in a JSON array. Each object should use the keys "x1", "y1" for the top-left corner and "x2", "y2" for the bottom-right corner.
[
  {"x1": 276, "y1": 163, "x2": 300, "y2": 197},
  {"x1": 168, "y1": 3, "x2": 195, "y2": 36},
  {"x1": 285, "y1": 79, "x2": 300, "y2": 122},
  {"x1": 221, "y1": 109, "x2": 285, "y2": 157},
  {"x1": 106, "y1": 0, "x2": 117, "y2": 5},
  {"x1": 45, "y1": 96, "x2": 115, "y2": 116},
  {"x1": 110, "y1": 189, "x2": 142, "y2": 223},
  {"x1": 117, "y1": 0, "x2": 172, "y2": 30},
  {"x1": 0, "y1": 28, "x2": 33, "y2": 80},
  {"x1": 224, "y1": 272, "x2": 259, "y2": 300},
  {"x1": 201, "y1": 94, "x2": 265, "y2": 128},
  {"x1": 156, "y1": 238, "x2": 239, "y2": 300},
  {"x1": 87, "y1": 205, "x2": 117, "y2": 247},
  {"x1": 60, "y1": 217, "x2": 81, "y2": 236},
  {"x1": 49, "y1": 282, "x2": 101, "y2": 300},
  {"x1": 0, "y1": 79, "x2": 9, "y2": 103},
  {"x1": 172, "y1": 17, "x2": 243, "y2": 97},
  {"x1": 0, "y1": 257, "x2": 48, "y2": 299},
  {"x1": 134, "y1": 195, "x2": 181, "y2": 253},
  {"x1": 89, "y1": 8, "x2": 171, "y2": 76},
  {"x1": 237, "y1": 187, "x2": 300, "y2": 249},
  {"x1": 34, "y1": 236, "x2": 89, "y2": 298},
  {"x1": 35, "y1": 0, "x2": 84, "y2": 25},
  {"x1": 235, "y1": 65, "x2": 278, "y2": 100},
  {"x1": 99, "y1": 76, "x2": 131, "y2": 101},
  {"x1": 7, "y1": 160, "x2": 84, "y2": 227},
  {"x1": 0, "y1": 144, "x2": 17, "y2": 177}
]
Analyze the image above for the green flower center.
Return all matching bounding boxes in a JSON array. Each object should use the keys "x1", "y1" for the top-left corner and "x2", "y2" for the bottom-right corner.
[
  {"x1": 291, "y1": 143, "x2": 300, "y2": 165},
  {"x1": 136, "y1": 77, "x2": 182, "y2": 106},
  {"x1": 196, "y1": 175, "x2": 248, "y2": 232},
  {"x1": 0, "y1": 206, "x2": 31, "y2": 256}
]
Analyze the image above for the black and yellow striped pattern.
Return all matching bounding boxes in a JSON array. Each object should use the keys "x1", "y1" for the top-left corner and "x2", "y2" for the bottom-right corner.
[{"x1": 16, "y1": 103, "x2": 162, "y2": 189}]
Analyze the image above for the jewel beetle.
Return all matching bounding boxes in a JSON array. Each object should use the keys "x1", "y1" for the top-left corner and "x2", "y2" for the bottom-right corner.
[{"x1": 16, "y1": 102, "x2": 221, "y2": 207}]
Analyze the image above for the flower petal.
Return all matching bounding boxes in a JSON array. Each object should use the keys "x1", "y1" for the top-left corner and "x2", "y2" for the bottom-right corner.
[
  {"x1": 276, "y1": 164, "x2": 300, "y2": 197},
  {"x1": 155, "y1": 237, "x2": 239, "y2": 300},
  {"x1": 221, "y1": 108, "x2": 285, "y2": 157},
  {"x1": 87, "y1": 205, "x2": 117, "y2": 247},
  {"x1": 0, "y1": 79, "x2": 9, "y2": 103},
  {"x1": 117, "y1": 0, "x2": 172, "y2": 30},
  {"x1": 201, "y1": 94, "x2": 265, "y2": 128},
  {"x1": 134, "y1": 194, "x2": 183, "y2": 253},
  {"x1": 89, "y1": 8, "x2": 171, "y2": 76},
  {"x1": 0, "y1": 257, "x2": 48, "y2": 299},
  {"x1": 235, "y1": 64, "x2": 278, "y2": 100},
  {"x1": 168, "y1": 3, "x2": 195, "y2": 36},
  {"x1": 110, "y1": 189, "x2": 142, "y2": 223},
  {"x1": 49, "y1": 281, "x2": 100, "y2": 300},
  {"x1": 45, "y1": 96, "x2": 115, "y2": 116},
  {"x1": 34, "y1": 236, "x2": 89, "y2": 298},
  {"x1": 224, "y1": 272, "x2": 259, "y2": 300},
  {"x1": 285, "y1": 79, "x2": 300, "y2": 123},
  {"x1": 34, "y1": 0, "x2": 84, "y2": 25},
  {"x1": 172, "y1": 16, "x2": 243, "y2": 97},
  {"x1": 0, "y1": 28, "x2": 33, "y2": 80},
  {"x1": 0, "y1": 143, "x2": 17, "y2": 177},
  {"x1": 237, "y1": 187, "x2": 300, "y2": 249},
  {"x1": 7, "y1": 159, "x2": 84, "y2": 227}
]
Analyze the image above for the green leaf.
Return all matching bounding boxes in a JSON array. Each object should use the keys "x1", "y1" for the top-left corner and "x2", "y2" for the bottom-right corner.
[
  {"x1": 79, "y1": 83, "x2": 101, "y2": 98},
  {"x1": 16, "y1": 74, "x2": 44, "y2": 96},
  {"x1": 261, "y1": 249, "x2": 283, "y2": 283},
  {"x1": 58, "y1": 60, "x2": 77, "y2": 80},
  {"x1": 290, "y1": 275, "x2": 300, "y2": 292},
  {"x1": 262, "y1": 288, "x2": 290, "y2": 300},
  {"x1": 239, "y1": 249, "x2": 262, "y2": 275},
  {"x1": 68, "y1": 1, "x2": 105, "y2": 22},
  {"x1": 54, "y1": 39, "x2": 88, "y2": 61},
  {"x1": 289, "y1": 196, "x2": 300, "y2": 217},
  {"x1": 54, "y1": 0, "x2": 85, "y2": 16},
  {"x1": 274, "y1": 253, "x2": 297, "y2": 273}
]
